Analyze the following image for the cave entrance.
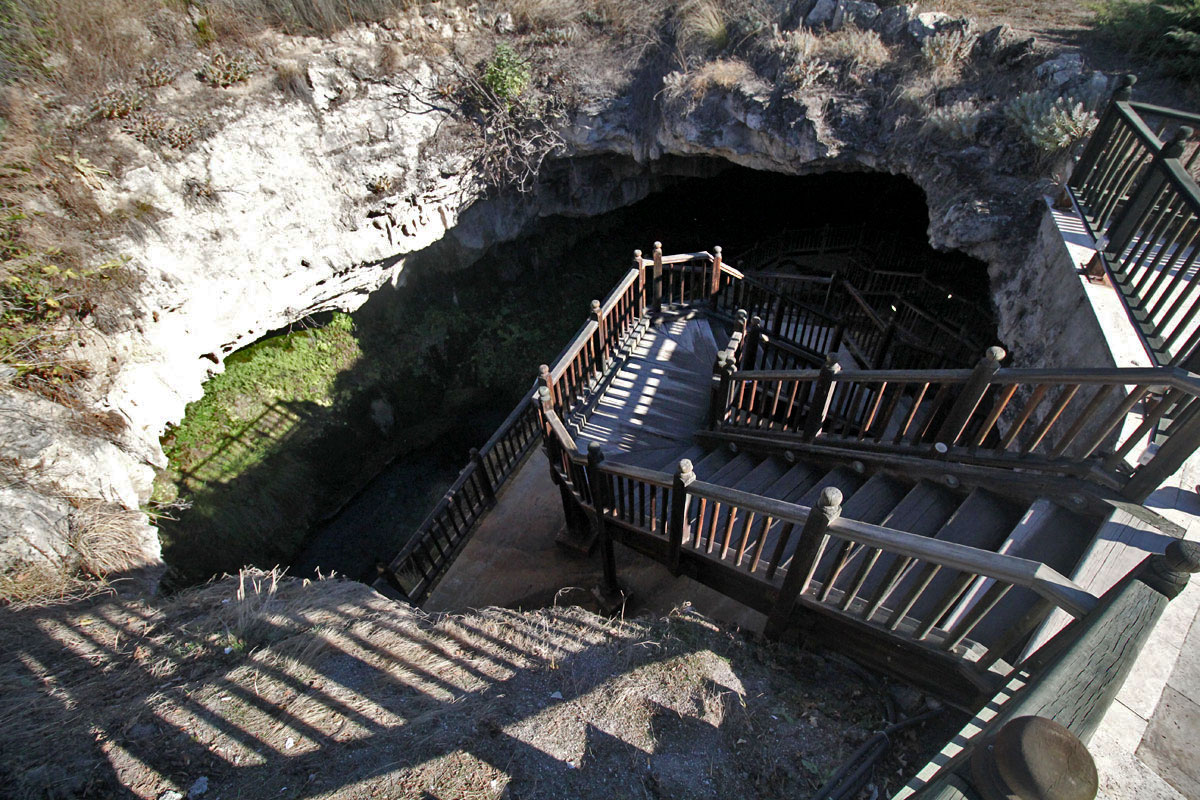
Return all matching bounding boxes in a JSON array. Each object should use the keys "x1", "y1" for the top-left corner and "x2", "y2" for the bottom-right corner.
[{"x1": 156, "y1": 162, "x2": 994, "y2": 588}]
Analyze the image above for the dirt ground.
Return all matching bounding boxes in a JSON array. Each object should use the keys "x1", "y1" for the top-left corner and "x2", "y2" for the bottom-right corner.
[
  {"x1": 925, "y1": 0, "x2": 1197, "y2": 107},
  {"x1": 0, "y1": 572, "x2": 956, "y2": 800}
]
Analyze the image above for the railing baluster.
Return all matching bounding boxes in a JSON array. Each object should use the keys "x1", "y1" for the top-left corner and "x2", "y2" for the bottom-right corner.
[
  {"x1": 998, "y1": 384, "x2": 1050, "y2": 451},
  {"x1": 1023, "y1": 384, "x2": 1081, "y2": 454},
  {"x1": 1050, "y1": 384, "x2": 1117, "y2": 459}
]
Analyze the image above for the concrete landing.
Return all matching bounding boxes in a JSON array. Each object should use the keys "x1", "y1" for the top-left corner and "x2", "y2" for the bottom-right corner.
[{"x1": 423, "y1": 451, "x2": 765, "y2": 631}]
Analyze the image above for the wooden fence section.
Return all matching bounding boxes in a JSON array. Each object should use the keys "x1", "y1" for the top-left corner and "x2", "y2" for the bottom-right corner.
[
  {"x1": 535, "y1": 403, "x2": 1098, "y2": 704},
  {"x1": 1068, "y1": 76, "x2": 1200, "y2": 367},
  {"x1": 714, "y1": 349, "x2": 1200, "y2": 502},
  {"x1": 382, "y1": 390, "x2": 543, "y2": 603}
]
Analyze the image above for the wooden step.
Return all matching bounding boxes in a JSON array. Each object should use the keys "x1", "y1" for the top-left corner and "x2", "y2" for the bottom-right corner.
[
  {"x1": 817, "y1": 480, "x2": 960, "y2": 608},
  {"x1": 765, "y1": 466, "x2": 867, "y2": 568},
  {"x1": 691, "y1": 447, "x2": 735, "y2": 477},
  {"x1": 942, "y1": 498, "x2": 1097, "y2": 656},
  {"x1": 760, "y1": 461, "x2": 823, "y2": 501},
  {"x1": 895, "y1": 488, "x2": 1026, "y2": 622}
]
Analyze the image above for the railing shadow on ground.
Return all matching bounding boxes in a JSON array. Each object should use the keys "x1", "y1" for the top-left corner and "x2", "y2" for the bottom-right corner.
[{"x1": 0, "y1": 574, "x2": 943, "y2": 799}]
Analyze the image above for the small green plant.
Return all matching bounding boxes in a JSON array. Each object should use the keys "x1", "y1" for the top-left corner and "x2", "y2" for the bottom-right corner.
[
  {"x1": 481, "y1": 44, "x2": 529, "y2": 104},
  {"x1": 1005, "y1": 90, "x2": 1099, "y2": 152},
  {"x1": 193, "y1": 16, "x2": 217, "y2": 46},
  {"x1": 122, "y1": 111, "x2": 199, "y2": 150},
  {"x1": 923, "y1": 101, "x2": 983, "y2": 141},
  {"x1": 921, "y1": 28, "x2": 977, "y2": 70},
  {"x1": 138, "y1": 57, "x2": 180, "y2": 88},
  {"x1": 201, "y1": 50, "x2": 254, "y2": 87},
  {"x1": 1095, "y1": 0, "x2": 1200, "y2": 80},
  {"x1": 90, "y1": 85, "x2": 146, "y2": 119}
]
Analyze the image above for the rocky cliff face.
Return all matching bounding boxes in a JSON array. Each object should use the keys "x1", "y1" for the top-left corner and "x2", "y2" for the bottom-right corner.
[{"x1": 0, "y1": 2, "x2": 1110, "y2": 584}]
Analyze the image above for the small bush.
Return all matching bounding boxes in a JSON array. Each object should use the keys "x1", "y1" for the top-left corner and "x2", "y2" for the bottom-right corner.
[
  {"x1": 366, "y1": 174, "x2": 394, "y2": 194},
  {"x1": 90, "y1": 85, "x2": 146, "y2": 119},
  {"x1": 201, "y1": 50, "x2": 255, "y2": 87},
  {"x1": 1095, "y1": 0, "x2": 1200, "y2": 80},
  {"x1": 138, "y1": 57, "x2": 180, "y2": 88},
  {"x1": 1005, "y1": 90, "x2": 1099, "y2": 152},
  {"x1": 122, "y1": 111, "x2": 200, "y2": 150},
  {"x1": 921, "y1": 28, "x2": 977, "y2": 70},
  {"x1": 481, "y1": 43, "x2": 530, "y2": 104},
  {"x1": 671, "y1": 58, "x2": 755, "y2": 99},
  {"x1": 923, "y1": 101, "x2": 983, "y2": 141}
]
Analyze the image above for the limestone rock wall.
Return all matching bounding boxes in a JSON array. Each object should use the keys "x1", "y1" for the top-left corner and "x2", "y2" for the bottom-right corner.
[{"x1": 0, "y1": 6, "x2": 1111, "y2": 583}]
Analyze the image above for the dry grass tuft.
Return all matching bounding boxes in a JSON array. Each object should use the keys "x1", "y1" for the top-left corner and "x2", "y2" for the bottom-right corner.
[
  {"x1": 673, "y1": 57, "x2": 755, "y2": 98},
  {"x1": 675, "y1": 0, "x2": 729, "y2": 54},
  {"x1": 782, "y1": 23, "x2": 892, "y2": 88},
  {"x1": 67, "y1": 499, "x2": 151, "y2": 578}
]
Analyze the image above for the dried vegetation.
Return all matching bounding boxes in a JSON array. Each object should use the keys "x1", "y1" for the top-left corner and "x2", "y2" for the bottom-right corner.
[{"x1": 0, "y1": 572, "x2": 948, "y2": 798}]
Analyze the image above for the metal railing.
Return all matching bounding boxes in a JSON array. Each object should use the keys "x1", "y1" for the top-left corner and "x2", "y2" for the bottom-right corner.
[{"x1": 1068, "y1": 75, "x2": 1200, "y2": 367}]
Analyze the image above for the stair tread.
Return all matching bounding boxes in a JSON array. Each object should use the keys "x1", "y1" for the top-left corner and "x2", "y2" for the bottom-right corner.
[
  {"x1": 760, "y1": 462, "x2": 823, "y2": 501},
  {"x1": 942, "y1": 498, "x2": 1098, "y2": 655}
]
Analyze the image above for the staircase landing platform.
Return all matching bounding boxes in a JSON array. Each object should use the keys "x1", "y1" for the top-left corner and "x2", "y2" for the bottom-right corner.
[{"x1": 421, "y1": 450, "x2": 765, "y2": 630}]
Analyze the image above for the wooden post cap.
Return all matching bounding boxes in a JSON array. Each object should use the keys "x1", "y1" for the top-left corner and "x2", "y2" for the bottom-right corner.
[
  {"x1": 539, "y1": 364, "x2": 551, "y2": 378},
  {"x1": 713, "y1": 245, "x2": 722, "y2": 256},
  {"x1": 971, "y1": 716, "x2": 1098, "y2": 800},
  {"x1": 537, "y1": 386, "x2": 551, "y2": 403},
  {"x1": 1164, "y1": 539, "x2": 1200, "y2": 572},
  {"x1": 1145, "y1": 539, "x2": 1200, "y2": 599},
  {"x1": 654, "y1": 241, "x2": 662, "y2": 251},
  {"x1": 1163, "y1": 127, "x2": 1193, "y2": 159},
  {"x1": 818, "y1": 486, "x2": 843, "y2": 509},
  {"x1": 588, "y1": 441, "x2": 602, "y2": 455},
  {"x1": 590, "y1": 299, "x2": 601, "y2": 313},
  {"x1": 678, "y1": 459, "x2": 694, "y2": 477},
  {"x1": 985, "y1": 346, "x2": 1006, "y2": 363},
  {"x1": 736, "y1": 309, "x2": 748, "y2": 323},
  {"x1": 634, "y1": 249, "x2": 642, "y2": 259},
  {"x1": 1114, "y1": 73, "x2": 1136, "y2": 100}
]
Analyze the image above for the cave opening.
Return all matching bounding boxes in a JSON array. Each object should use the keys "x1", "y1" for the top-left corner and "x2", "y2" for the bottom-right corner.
[{"x1": 156, "y1": 161, "x2": 995, "y2": 589}]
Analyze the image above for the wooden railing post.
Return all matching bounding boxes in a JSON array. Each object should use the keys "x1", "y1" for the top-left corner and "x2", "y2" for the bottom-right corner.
[
  {"x1": 668, "y1": 459, "x2": 696, "y2": 575},
  {"x1": 803, "y1": 355, "x2": 841, "y2": 441},
  {"x1": 1069, "y1": 74, "x2": 1136, "y2": 191},
  {"x1": 585, "y1": 442, "x2": 618, "y2": 591},
  {"x1": 469, "y1": 447, "x2": 497, "y2": 508},
  {"x1": 538, "y1": 363, "x2": 555, "y2": 414},
  {"x1": 735, "y1": 308, "x2": 748, "y2": 337},
  {"x1": 1106, "y1": 126, "x2": 1193, "y2": 254},
  {"x1": 874, "y1": 319, "x2": 897, "y2": 368},
  {"x1": 634, "y1": 249, "x2": 645, "y2": 314},
  {"x1": 936, "y1": 346, "x2": 1006, "y2": 446},
  {"x1": 709, "y1": 353, "x2": 727, "y2": 428},
  {"x1": 1123, "y1": 402, "x2": 1200, "y2": 501},
  {"x1": 710, "y1": 245, "x2": 723, "y2": 298},
  {"x1": 652, "y1": 241, "x2": 664, "y2": 312},
  {"x1": 742, "y1": 315, "x2": 763, "y2": 370},
  {"x1": 764, "y1": 486, "x2": 842, "y2": 638},
  {"x1": 830, "y1": 320, "x2": 846, "y2": 355},
  {"x1": 589, "y1": 298, "x2": 605, "y2": 375}
]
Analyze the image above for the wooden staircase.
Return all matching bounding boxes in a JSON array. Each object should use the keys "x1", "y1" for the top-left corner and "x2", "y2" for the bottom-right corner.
[{"x1": 527, "y1": 244, "x2": 1200, "y2": 708}]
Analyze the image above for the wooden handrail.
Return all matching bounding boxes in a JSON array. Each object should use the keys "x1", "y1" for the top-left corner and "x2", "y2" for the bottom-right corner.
[{"x1": 592, "y1": 461, "x2": 1096, "y2": 618}]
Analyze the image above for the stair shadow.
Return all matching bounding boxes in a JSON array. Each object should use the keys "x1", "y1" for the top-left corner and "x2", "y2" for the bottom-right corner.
[{"x1": 0, "y1": 578, "x2": 940, "y2": 799}]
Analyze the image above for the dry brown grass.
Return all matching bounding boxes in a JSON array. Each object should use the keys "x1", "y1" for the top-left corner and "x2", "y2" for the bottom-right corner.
[
  {"x1": 673, "y1": 57, "x2": 755, "y2": 98},
  {"x1": 782, "y1": 23, "x2": 894, "y2": 89},
  {"x1": 0, "y1": 577, "x2": 944, "y2": 798}
]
